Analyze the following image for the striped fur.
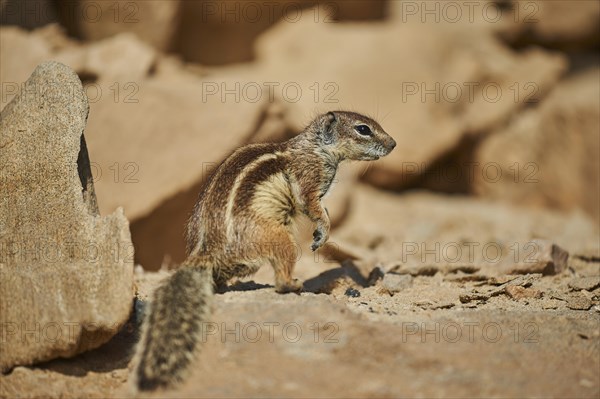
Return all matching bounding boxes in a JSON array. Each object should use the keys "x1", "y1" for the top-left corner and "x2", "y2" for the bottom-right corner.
[{"x1": 133, "y1": 261, "x2": 213, "y2": 391}]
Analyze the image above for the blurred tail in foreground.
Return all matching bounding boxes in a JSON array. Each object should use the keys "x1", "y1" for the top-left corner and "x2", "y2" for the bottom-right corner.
[{"x1": 132, "y1": 260, "x2": 213, "y2": 392}]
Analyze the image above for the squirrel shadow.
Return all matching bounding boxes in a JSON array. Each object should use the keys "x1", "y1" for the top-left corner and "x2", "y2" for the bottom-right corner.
[{"x1": 303, "y1": 261, "x2": 370, "y2": 294}]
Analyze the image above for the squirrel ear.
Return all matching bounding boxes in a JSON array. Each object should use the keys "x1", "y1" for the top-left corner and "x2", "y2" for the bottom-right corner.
[
  {"x1": 322, "y1": 112, "x2": 336, "y2": 144},
  {"x1": 326, "y1": 111, "x2": 336, "y2": 124}
]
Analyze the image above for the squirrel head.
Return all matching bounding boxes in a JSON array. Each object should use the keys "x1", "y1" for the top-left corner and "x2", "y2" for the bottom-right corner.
[{"x1": 314, "y1": 111, "x2": 396, "y2": 161}]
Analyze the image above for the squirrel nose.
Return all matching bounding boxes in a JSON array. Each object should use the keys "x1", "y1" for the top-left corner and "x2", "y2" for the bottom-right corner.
[{"x1": 390, "y1": 138, "x2": 397, "y2": 149}]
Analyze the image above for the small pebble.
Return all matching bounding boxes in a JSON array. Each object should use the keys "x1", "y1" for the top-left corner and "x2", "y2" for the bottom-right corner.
[
  {"x1": 569, "y1": 276, "x2": 600, "y2": 292},
  {"x1": 380, "y1": 273, "x2": 413, "y2": 295},
  {"x1": 567, "y1": 293, "x2": 593, "y2": 310}
]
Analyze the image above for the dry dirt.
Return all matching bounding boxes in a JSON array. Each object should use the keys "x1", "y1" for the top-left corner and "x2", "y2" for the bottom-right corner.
[{"x1": 2, "y1": 265, "x2": 599, "y2": 398}]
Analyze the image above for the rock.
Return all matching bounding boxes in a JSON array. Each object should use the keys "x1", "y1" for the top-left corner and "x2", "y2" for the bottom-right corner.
[
  {"x1": 459, "y1": 292, "x2": 490, "y2": 304},
  {"x1": 0, "y1": 27, "x2": 52, "y2": 109},
  {"x1": 429, "y1": 302, "x2": 455, "y2": 310},
  {"x1": 569, "y1": 277, "x2": 600, "y2": 292},
  {"x1": 549, "y1": 291, "x2": 569, "y2": 302},
  {"x1": 385, "y1": 261, "x2": 440, "y2": 277},
  {"x1": 508, "y1": 274, "x2": 543, "y2": 288},
  {"x1": 0, "y1": 0, "x2": 57, "y2": 29},
  {"x1": 474, "y1": 68, "x2": 600, "y2": 225},
  {"x1": 500, "y1": 0, "x2": 600, "y2": 51},
  {"x1": 500, "y1": 239, "x2": 569, "y2": 276},
  {"x1": 0, "y1": 26, "x2": 156, "y2": 108},
  {"x1": 32, "y1": 23, "x2": 77, "y2": 50},
  {"x1": 488, "y1": 275, "x2": 519, "y2": 285},
  {"x1": 0, "y1": 61, "x2": 134, "y2": 372},
  {"x1": 175, "y1": 1, "x2": 387, "y2": 65},
  {"x1": 506, "y1": 285, "x2": 543, "y2": 300},
  {"x1": 379, "y1": 273, "x2": 413, "y2": 296},
  {"x1": 414, "y1": 301, "x2": 455, "y2": 310},
  {"x1": 566, "y1": 294, "x2": 593, "y2": 311},
  {"x1": 334, "y1": 185, "x2": 598, "y2": 271},
  {"x1": 443, "y1": 265, "x2": 481, "y2": 274},
  {"x1": 175, "y1": 0, "x2": 279, "y2": 65},
  {"x1": 333, "y1": 0, "x2": 387, "y2": 20},
  {"x1": 458, "y1": 275, "x2": 541, "y2": 303},
  {"x1": 444, "y1": 273, "x2": 488, "y2": 283},
  {"x1": 393, "y1": 265, "x2": 440, "y2": 277},
  {"x1": 542, "y1": 303, "x2": 559, "y2": 310},
  {"x1": 56, "y1": 0, "x2": 181, "y2": 52},
  {"x1": 81, "y1": 33, "x2": 156, "y2": 81}
]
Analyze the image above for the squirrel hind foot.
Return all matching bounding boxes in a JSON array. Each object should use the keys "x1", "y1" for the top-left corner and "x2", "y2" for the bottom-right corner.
[{"x1": 275, "y1": 278, "x2": 303, "y2": 294}]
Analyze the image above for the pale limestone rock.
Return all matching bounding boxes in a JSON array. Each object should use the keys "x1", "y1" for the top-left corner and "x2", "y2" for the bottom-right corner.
[{"x1": 0, "y1": 61, "x2": 133, "y2": 372}]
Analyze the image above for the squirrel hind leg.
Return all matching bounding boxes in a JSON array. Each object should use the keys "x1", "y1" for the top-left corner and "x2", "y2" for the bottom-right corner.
[
  {"x1": 264, "y1": 228, "x2": 302, "y2": 293},
  {"x1": 133, "y1": 265, "x2": 213, "y2": 392},
  {"x1": 211, "y1": 260, "x2": 261, "y2": 289}
]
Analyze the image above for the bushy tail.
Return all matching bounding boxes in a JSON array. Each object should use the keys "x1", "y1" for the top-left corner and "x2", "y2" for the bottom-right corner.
[{"x1": 133, "y1": 260, "x2": 213, "y2": 392}]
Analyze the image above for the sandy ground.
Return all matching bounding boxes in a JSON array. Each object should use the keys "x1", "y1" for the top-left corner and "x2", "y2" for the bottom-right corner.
[{"x1": 2, "y1": 251, "x2": 598, "y2": 398}]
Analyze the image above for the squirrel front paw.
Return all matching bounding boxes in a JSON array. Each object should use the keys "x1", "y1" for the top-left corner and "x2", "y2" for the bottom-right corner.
[{"x1": 311, "y1": 225, "x2": 329, "y2": 251}]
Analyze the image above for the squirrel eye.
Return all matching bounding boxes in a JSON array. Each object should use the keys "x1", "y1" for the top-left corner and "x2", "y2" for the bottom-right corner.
[{"x1": 355, "y1": 125, "x2": 372, "y2": 136}]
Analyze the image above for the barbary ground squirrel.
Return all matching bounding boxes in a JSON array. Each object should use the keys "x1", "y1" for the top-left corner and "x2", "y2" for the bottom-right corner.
[{"x1": 132, "y1": 111, "x2": 396, "y2": 391}]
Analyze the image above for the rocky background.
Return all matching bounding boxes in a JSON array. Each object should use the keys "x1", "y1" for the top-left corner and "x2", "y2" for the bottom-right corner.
[{"x1": 0, "y1": 1, "x2": 599, "y2": 398}]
